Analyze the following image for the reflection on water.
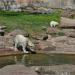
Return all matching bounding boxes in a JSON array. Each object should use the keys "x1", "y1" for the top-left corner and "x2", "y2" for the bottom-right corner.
[
  {"x1": 0, "y1": 54, "x2": 75, "y2": 75},
  {"x1": 0, "y1": 56, "x2": 15, "y2": 68},
  {"x1": 0, "y1": 54, "x2": 75, "y2": 68}
]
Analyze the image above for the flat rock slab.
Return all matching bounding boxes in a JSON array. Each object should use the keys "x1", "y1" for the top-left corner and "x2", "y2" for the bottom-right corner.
[
  {"x1": 0, "y1": 64, "x2": 37, "y2": 75},
  {"x1": 0, "y1": 50, "x2": 23, "y2": 56},
  {"x1": 33, "y1": 64, "x2": 75, "y2": 75},
  {"x1": 60, "y1": 17, "x2": 75, "y2": 28},
  {"x1": 0, "y1": 64, "x2": 75, "y2": 75}
]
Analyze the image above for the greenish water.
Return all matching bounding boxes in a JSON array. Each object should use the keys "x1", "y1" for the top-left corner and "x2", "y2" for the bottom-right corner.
[{"x1": 0, "y1": 54, "x2": 75, "y2": 68}]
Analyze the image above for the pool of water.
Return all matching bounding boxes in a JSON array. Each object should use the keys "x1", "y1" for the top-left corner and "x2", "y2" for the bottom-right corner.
[{"x1": 0, "y1": 53, "x2": 75, "y2": 68}]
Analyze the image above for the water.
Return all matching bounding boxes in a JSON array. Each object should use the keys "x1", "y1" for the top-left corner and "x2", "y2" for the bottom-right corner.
[
  {"x1": 0, "y1": 54, "x2": 75, "y2": 68},
  {"x1": 0, "y1": 54, "x2": 75, "y2": 75}
]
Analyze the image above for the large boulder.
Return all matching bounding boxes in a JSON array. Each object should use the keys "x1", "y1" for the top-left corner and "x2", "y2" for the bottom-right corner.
[
  {"x1": 37, "y1": 7, "x2": 54, "y2": 14},
  {"x1": 0, "y1": 64, "x2": 37, "y2": 75},
  {"x1": 61, "y1": 10, "x2": 75, "y2": 18},
  {"x1": 46, "y1": 28, "x2": 60, "y2": 35},
  {"x1": 31, "y1": 33, "x2": 43, "y2": 40},
  {"x1": 30, "y1": 7, "x2": 54, "y2": 14},
  {"x1": 53, "y1": 36, "x2": 68, "y2": 43},
  {"x1": 67, "y1": 38, "x2": 75, "y2": 45},
  {"x1": 68, "y1": 33, "x2": 75, "y2": 38},
  {"x1": 60, "y1": 17, "x2": 75, "y2": 28},
  {"x1": 35, "y1": 35, "x2": 75, "y2": 53},
  {"x1": 35, "y1": 40, "x2": 56, "y2": 51},
  {"x1": 10, "y1": 4, "x2": 21, "y2": 12},
  {"x1": 53, "y1": 36, "x2": 75, "y2": 52},
  {"x1": 56, "y1": 43, "x2": 75, "y2": 52},
  {"x1": 61, "y1": 29, "x2": 75, "y2": 38},
  {"x1": 6, "y1": 29, "x2": 28, "y2": 37},
  {"x1": 34, "y1": 65, "x2": 75, "y2": 74}
]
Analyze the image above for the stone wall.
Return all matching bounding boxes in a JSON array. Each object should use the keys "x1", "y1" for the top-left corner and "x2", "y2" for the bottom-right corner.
[
  {"x1": 0, "y1": 0, "x2": 75, "y2": 9},
  {"x1": 25, "y1": 0, "x2": 75, "y2": 9},
  {"x1": 47, "y1": 0, "x2": 61, "y2": 8}
]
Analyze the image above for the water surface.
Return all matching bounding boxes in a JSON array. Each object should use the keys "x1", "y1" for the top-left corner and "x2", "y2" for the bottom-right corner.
[{"x1": 0, "y1": 54, "x2": 75, "y2": 68}]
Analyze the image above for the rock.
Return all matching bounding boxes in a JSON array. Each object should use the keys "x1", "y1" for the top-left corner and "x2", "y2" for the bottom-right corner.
[
  {"x1": 46, "y1": 35, "x2": 52, "y2": 40},
  {"x1": 56, "y1": 43, "x2": 75, "y2": 52},
  {"x1": 60, "y1": 17, "x2": 75, "y2": 28},
  {"x1": 42, "y1": 34, "x2": 52, "y2": 41},
  {"x1": 35, "y1": 67, "x2": 42, "y2": 74},
  {"x1": 47, "y1": 36, "x2": 69, "y2": 52},
  {"x1": 61, "y1": 29, "x2": 75, "y2": 38},
  {"x1": 61, "y1": 29, "x2": 75, "y2": 36},
  {"x1": 48, "y1": 36, "x2": 75, "y2": 52},
  {"x1": 4, "y1": 35, "x2": 14, "y2": 47},
  {"x1": 45, "y1": 36, "x2": 68, "y2": 50},
  {"x1": 35, "y1": 66, "x2": 56, "y2": 74},
  {"x1": 34, "y1": 64, "x2": 75, "y2": 74},
  {"x1": 30, "y1": 7, "x2": 54, "y2": 14},
  {"x1": 6, "y1": 29, "x2": 28, "y2": 37},
  {"x1": 43, "y1": 46, "x2": 56, "y2": 51},
  {"x1": 0, "y1": 30, "x2": 5, "y2": 36},
  {"x1": 41, "y1": 26, "x2": 47, "y2": 31},
  {"x1": 5, "y1": 46, "x2": 16, "y2": 51},
  {"x1": 69, "y1": 13, "x2": 75, "y2": 18},
  {"x1": 36, "y1": 40, "x2": 56, "y2": 51},
  {"x1": 31, "y1": 33, "x2": 50, "y2": 40},
  {"x1": 46, "y1": 28, "x2": 60, "y2": 35},
  {"x1": 60, "y1": 10, "x2": 70, "y2": 18},
  {"x1": 54, "y1": 36, "x2": 68, "y2": 43},
  {"x1": 68, "y1": 33, "x2": 75, "y2": 38},
  {"x1": 10, "y1": 4, "x2": 21, "y2": 12},
  {"x1": 31, "y1": 32, "x2": 42, "y2": 40},
  {"x1": 26, "y1": 7, "x2": 33, "y2": 11},
  {"x1": 37, "y1": 7, "x2": 54, "y2": 14},
  {"x1": 0, "y1": 26, "x2": 7, "y2": 30},
  {"x1": 42, "y1": 34, "x2": 48, "y2": 40},
  {"x1": 60, "y1": 10, "x2": 75, "y2": 18},
  {"x1": 0, "y1": 64, "x2": 37, "y2": 75},
  {"x1": 36, "y1": 41, "x2": 48, "y2": 50},
  {"x1": 46, "y1": 28, "x2": 55, "y2": 34},
  {"x1": 67, "y1": 38, "x2": 75, "y2": 45},
  {"x1": 53, "y1": 37, "x2": 75, "y2": 52}
]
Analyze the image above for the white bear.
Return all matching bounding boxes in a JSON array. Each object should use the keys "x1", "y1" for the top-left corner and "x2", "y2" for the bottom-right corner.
[
  {"x1": 14, "y1": 34, "x2": 35, "y2": 53},
  {"x1": 50, "y1": 21, "x2": 59, "y2": 27}
]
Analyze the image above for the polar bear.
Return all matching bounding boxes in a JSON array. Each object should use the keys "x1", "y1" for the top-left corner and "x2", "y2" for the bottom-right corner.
[
  {"x1": 50, "y1": 21, "x2": 59, "y2": 27},
  {"x1": 14, "y1": 34, "x2": 35, "y2": 53}
]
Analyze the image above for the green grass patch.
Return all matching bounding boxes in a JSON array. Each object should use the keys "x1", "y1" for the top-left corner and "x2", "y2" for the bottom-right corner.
[{"x1": 0, "y1": 10, "x2": 60, "y2": 34}]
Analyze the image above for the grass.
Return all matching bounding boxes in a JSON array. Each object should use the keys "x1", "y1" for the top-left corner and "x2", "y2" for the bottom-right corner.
[{"x1": 0, "y1": 10, "x2": 60, "y2": 35}]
